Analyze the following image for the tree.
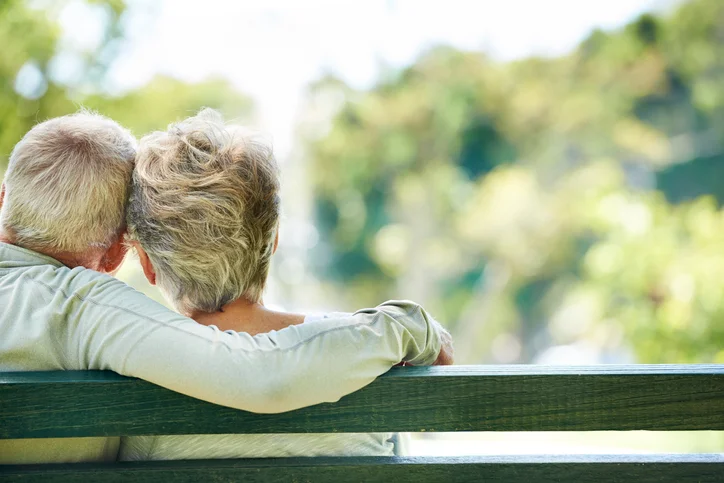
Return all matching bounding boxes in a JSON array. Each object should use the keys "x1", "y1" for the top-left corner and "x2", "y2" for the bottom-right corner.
[{"x1": 302, "y1": 0, "x2": 724, "y2": 364}]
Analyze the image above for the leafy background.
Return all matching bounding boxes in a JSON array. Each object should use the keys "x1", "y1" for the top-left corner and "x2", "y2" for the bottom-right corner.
[{"x1": 300, "y1": 2, "x2": 724, "y2": 366}]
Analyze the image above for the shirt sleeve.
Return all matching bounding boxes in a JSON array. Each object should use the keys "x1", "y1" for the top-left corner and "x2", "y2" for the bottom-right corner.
[{"x1": 70, "y1": 273, "x2": 444, "y2": 414}]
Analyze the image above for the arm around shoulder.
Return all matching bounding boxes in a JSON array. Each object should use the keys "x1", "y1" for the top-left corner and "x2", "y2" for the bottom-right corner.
[
  {"x1": 240, "y1": 299, "x2": 453, "y2": 412},
  {"x1": 74, "y1": 276, "x2": 451, "y2": 413}
]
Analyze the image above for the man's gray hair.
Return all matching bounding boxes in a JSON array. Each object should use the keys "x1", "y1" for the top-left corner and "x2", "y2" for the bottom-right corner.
[
  {"x1": 127, "y1": 108, "x2": 280, "y2": 315},
  {"x1": 0, "y1": 111, "x2": 137, "y2": 253}
]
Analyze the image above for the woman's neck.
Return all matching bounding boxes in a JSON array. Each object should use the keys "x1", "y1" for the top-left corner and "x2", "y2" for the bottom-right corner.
[{"x1": 190, "y1": 297, "x2": 305, "y2": 335}]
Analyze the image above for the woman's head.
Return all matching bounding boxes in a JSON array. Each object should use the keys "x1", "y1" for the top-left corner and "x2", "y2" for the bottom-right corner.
[{"x1": 127, "y1": 108, "x2": 280, "y2": 315}]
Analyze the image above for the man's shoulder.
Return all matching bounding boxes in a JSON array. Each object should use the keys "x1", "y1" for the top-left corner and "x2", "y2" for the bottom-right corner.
[
  {"x1": 1, "y1": 256, "x2": 171, "y2": 324},
  {"x1": 56, "y1": 267, "x2": 174, "y2": 322},
  {"x1": 11, "y1": 262, "x2": 131, "y2": 302}
]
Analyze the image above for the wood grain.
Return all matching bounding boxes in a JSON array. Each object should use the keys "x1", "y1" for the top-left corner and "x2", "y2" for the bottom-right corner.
[
  {"x1": 2, "y1": 455, "x2": 723, "y2": 482},
  {"x1": 1, "y1": 365, "x2": 723, "y2": 438}
]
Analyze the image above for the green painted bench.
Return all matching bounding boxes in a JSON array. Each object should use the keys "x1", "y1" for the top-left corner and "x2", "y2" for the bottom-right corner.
[{"x1": 1, "y1": 365, "x2": 723, "y2": 482}]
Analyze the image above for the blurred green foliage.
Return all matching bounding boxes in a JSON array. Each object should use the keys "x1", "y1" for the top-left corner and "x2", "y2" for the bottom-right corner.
[
  {"x1": 304, "y1": 0, "x2": 724, "y2": 364},
  {"x1": 0, "y1": 0, "x2": 253, "y2": 170}
]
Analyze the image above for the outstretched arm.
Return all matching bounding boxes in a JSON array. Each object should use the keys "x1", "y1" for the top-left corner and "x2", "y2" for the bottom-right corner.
[{"x1": 71, "y1": 274, "x2": 449, "y2": 413}]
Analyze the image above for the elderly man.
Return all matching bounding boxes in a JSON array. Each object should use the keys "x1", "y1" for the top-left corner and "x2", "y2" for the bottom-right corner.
[{"x1": 0, "y1": 112, "x2": 452, "y2": 463}]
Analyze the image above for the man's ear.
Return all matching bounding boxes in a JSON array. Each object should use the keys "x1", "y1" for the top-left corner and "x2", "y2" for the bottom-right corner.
[
  {"x1": 100, "y1": 235, "x2": 129, "y2": 276},
  {"x1": 132, "y1": 241, "x2": 157, "y2": 285},
  {"x1": 0, "y1": 184, "x2": 12, "y2": 244}
]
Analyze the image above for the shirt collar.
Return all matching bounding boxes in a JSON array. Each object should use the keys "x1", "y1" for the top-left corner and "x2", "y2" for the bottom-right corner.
[{"x1": 0, "y1": 242, "x2": 64, "y2": 268}]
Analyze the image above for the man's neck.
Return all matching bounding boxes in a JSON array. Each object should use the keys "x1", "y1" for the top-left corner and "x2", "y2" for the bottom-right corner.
[
  {"x1": 0, "y1": 231, "x2": 101, "y2": 270},
  {"x1": 191, "y1": 298, "x2": 305, "y2": 335},
  {"x1": 51, "y1": 252, "x2": 100, "y2": 270},
  {"x1": 0, "y1": 228, "x2": 14, "y2": 246}
]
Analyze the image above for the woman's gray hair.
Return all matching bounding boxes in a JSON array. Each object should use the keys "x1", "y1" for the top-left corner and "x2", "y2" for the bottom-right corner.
[
  {"x1": 1, "y1": 111, "x2": 136, "y2": 253},
  {"x1": 127, "y1": 108, "x2": 280, "y2": 314}
]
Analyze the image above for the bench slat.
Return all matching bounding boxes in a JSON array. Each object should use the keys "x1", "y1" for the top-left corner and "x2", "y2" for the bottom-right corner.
[
  {"x1": 1, "y1": 365, "x2": 723, "y2": 438},
  {"x1": 2, "y1": 455, "x2": 723, "y2": 482}
]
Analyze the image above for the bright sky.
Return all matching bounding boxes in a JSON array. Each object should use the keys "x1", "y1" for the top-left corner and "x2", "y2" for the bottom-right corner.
[{"x1": 66, "y1": 0, "x2": 673, "y2": 159}]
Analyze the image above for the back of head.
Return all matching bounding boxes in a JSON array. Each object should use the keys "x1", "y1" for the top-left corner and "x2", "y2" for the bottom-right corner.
[
  {"x1": 0, "y1": 111, "x2": 137, "y2": 254},
  {"x1": 127, "y1": 108, "x2": 280, "y2": 314}
]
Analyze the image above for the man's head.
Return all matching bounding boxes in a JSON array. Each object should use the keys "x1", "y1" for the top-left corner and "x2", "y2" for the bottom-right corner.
[
  {"x1": 0, "y1": 111, "x2": 137, "y2": 272},
  {"x1": 127, "y1": 108, "x2": 280, "y2": 316}
]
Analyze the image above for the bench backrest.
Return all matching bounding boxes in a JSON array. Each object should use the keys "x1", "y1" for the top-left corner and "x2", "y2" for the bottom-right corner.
[{"x1": 1, "y1": 364, "x2": 723, "y2": 482}]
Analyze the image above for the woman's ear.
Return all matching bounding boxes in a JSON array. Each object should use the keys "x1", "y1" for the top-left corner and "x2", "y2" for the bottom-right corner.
[
  {"x1": 100, "y1": 234, "x2": 129, "y2": 276},
  {"x1": 132, "y1": 241, "x2": 157, "y2": 285},
  {"x1": 273, "y1": 229, "x2": 279, "y2": 255},
  {"x1": 0, "y1": 183, "x2": 6, "y2": 210}
]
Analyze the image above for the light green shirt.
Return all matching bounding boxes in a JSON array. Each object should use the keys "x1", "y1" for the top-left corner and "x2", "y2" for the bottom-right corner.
[{"x1": 0, "y1": 242, "x2": 443, "y2": 463}]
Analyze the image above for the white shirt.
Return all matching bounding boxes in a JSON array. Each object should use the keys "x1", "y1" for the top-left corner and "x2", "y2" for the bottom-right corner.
[{"x1": 0, "y1": 242, "x2": 443, "y2": 463}]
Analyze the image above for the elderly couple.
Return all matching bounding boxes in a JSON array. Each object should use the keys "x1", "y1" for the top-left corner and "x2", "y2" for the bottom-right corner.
[{"x1": 0, "y1": 109, "x2": 453, "y2": 463}]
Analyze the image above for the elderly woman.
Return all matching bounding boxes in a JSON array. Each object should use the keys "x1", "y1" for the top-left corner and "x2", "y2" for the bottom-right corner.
[{"x1": 119, "y1": 109, "x2": 452, "y2": 460}]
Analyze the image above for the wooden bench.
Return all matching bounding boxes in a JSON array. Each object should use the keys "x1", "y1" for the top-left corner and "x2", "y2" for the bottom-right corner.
[{"x1": 1, "y1": 365, "x2": 723, "y2": 482}]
